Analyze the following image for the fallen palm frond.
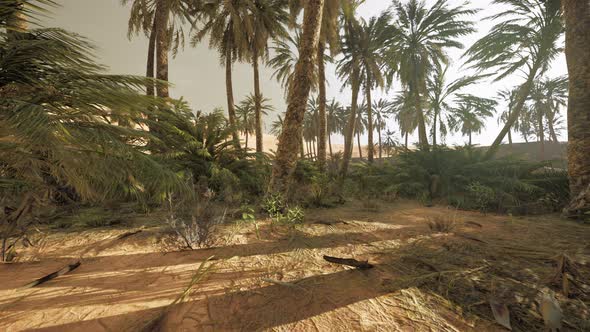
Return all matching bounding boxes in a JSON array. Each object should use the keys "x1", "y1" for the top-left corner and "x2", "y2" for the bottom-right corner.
[{"x1": 22, "y1": 261, "x2": 81, "y2": 288}]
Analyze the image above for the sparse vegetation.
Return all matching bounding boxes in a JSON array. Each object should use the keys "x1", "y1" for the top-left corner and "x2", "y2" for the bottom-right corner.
[{"x1": 1, "y1": 0, "x2": 589, "y2": 331}]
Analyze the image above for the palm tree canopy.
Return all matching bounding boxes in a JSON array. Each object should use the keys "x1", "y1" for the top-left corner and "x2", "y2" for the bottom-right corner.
[
  {"x1": 464, "y1": 0, "x2": 563, "y2": 81},
  {"x1": 388, "y1": 0, "x2": 477, "y2": 93}
]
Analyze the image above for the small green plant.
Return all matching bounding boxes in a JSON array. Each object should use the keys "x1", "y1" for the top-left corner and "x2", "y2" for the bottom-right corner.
[
  {"x1": 240, "y1": 205, "x2": 260, "y2": 239},
  {"x1": 261, "y1": 193, "x2": 285, "y2": 217},
  {"x1": 285, "y1": 206, "x2": 305, "y2": 226}
]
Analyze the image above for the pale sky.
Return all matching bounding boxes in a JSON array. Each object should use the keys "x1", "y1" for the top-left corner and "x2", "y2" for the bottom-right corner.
[{"x1": 45, "y1": 0, "x2": 568, "y2": 147}]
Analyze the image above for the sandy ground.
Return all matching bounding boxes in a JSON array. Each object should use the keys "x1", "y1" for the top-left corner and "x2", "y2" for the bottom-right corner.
[{"x1": 0, "y1": 201, "x2": 589, "y2": 331}]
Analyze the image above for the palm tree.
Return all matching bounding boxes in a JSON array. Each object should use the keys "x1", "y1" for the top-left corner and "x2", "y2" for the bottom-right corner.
[
  {"x1": 388, "y1": 0, "x2": 477, "y2": 149},
  {"x1": 357, "y1": 12, "x2": 392, "y2": 162},
  {"x1": 449, "y1": 96, "x2": 497, "y2": 146},
  {"x1": 372, "y1": 99, "x2": 390, "y2": 159},
  {"x1": 246, "y1": 0, "x2": 289, "y2": 153},
  {"x1": 382, "y1": 129, "x2": 400, "y2": 157},
  {"x1": 270, "y1": 0, "x2": 324, "y2": 195},
  {"x1": 529, "y1": 76, "x2": 568, "y2": 158},
  {"x1": 192, "y1": 1, "x2": 251, "y2": 148},
  {"x1": 326, "y1": 99, "x2": 343, "y2": 159},
  {"x1": 355, "y1": 103, "x2": 367, "y2": 159},
  {"x1": 237, "y1": 94, "x2": 276, "y2": 150},
  {"x1": 390, "y1": 89, "x2": 420, "y2": 149},
  {"x1": 465, "y1": 0, "x2": 563, "y2": 159},
  {"x1": 337, "y1": 1, "x2": 362, "y2": 176},
  {"x1": 316, "y1": 0, "x2": 342, "y2": 170},
  {"x1": 496, "y1": 88, "x2": 518, "y2": 146},
  {"x1": 426, "y1": 63, "x2": 484, "y2": 148},
  {"x1": 562, "y1": 0, "x2": 590, "y2": 216},
  {"x1": 122, "y1": 0, "x2": 195, "y2": 98}
]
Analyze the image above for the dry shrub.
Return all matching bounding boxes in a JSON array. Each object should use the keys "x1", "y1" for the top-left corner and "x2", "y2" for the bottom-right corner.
[
  {"x1": 165, "y1": 195, "x2": 226, "y2": 249},
  {"x1": 427, "y1": 215, "x2": 456, "y2": 233}
]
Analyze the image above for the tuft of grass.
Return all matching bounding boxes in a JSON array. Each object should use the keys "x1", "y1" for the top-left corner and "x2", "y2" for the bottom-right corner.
[{"x1": 427, "y1": 215, "x2": 456, "y2": 233}]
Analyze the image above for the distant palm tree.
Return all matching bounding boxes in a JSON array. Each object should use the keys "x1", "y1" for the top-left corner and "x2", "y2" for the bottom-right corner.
[
  {"x1": 237, "y1": 94, "x2": 276, "y2": 150},
  {"x1": 372, "y1": 99, "x2": 390, "y2": 159},
  {"x1": 192, "y1": 1, "x2": 251, "y2": 148},
  {"x1": 388, "y1": 0, "x2": 477, "y2": 149},
  {"x1": 355, "y1": 103, "x2": 368, "y2": 159},
  {"x1": 326, "y1": 99, "x2": 343, "y2": 159},
  {"x1": 449, "y1": 96, "x2": 497, "y2": 146},
  {"x1": 528, "y1": 76, "x2": 568, "y2": 158},
  {"x1": 426, "y1": 63, "x2": 484, "y2": 147},
  {"x1": 465, "y1": 0, "x2": 563, "y2": 159},
  {"x1": 382, "y1": 129, "x2": 400, "y2": 157},
  {"x1": 246, "y1": 0, "x2": 289, "y2": 153},
  {"x1": 390, "y1": 90, "x2": 420, "y2": 149},
  {"x1": 496, "y1": 88, "x2": 518, "y2": 146}
]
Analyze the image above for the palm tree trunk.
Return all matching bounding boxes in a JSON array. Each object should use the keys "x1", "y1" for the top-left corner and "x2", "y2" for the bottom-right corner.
[
  {"x1": 154, "y1": 0, "x2": 170, "y2": 98},
  {"x1": 300, "y1": 134, "x2": 305, "y2": 158},
  {"x1": 508, "y1": 130, "x2": 513, "y2": 146},
  {"x1": 146, "y1": 18, "x2": 157, "y2": 97},
  {"x1": 563, "y1": 0, "x2": 590, "y2": 216},
  {"x1": 245, "y1": 132, "x2": 249, "y2": 150},
  {"x1": 270, "y1": 0, "x2": 324, "y2": 195},
  {"x1": 547, "y1": 113, "x2": 559, "y2": 142},
  {"x1": 225, "y1": 51, "x2": 241, "y2": 149},
  {"x1": 485, "y1": 62, "x2": 541, "y2": 159},
  {"x1": 357, "y1": 131, "x2": 362, "y2": 159},
  {"x1": 537, "y1": 110, "x2": 545, "y2": 159},
  {"x1": 6, "y1": 1, "x2": 27, "y2": 39},
  {"x1": 253, "y1": 47, "x2": 263, "y2": 153},
  {"x1": 317, "y1": 41, "x2": 327, "y2": 170},
  {"x1": 414, "y1": 90, "x2": 429, "y2": 149},
  {"x1": 432, "y1": 108, "x2": 438, "y2": 148},
  {"x1": 469, "y1": 131, "x2": 472, "y2": 146},
  {"x1": 405, "y1": 132, "x2": 408, "y2": 149},
  {"x1": 365, "y1": 78, "x2": 374, "y2": 163},
  {"x1": 378, "y1": 118, "x2": 383, "y2": 159},
  {"x1": 340, "y1": 68, "x2": 360, "y2": 177},
  {"x1": 328, "y1": 132, "x2": 333, "y2": 159}
]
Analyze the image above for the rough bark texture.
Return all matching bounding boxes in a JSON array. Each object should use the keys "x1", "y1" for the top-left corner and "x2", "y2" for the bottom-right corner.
[
  {"x1": 377, "y1": 118, "x2": 382, "y2": 159},
  {"x1": 6, "y1": 0, "x2": 27, "y2": 38},
  {"x1": 154, "y1": 0, "x2": 170, "y2": 98},
  {"x1": 146, "y1": 18, "x2": 157, "y2": 97},
  {"x1": 226, "y1": 51, "x2": 241, "y2": 149},
  {"x1": 357, "y1": 131, "x2": 362, "y2": 159},
  {"x1": 339, "y1": 69, "x2": 360, "y2": 177},
  {"x1": 317, "y1": 41, "x2": 328, "y2": 170},
  {"x1": 253, "y1": 48, "x2": 263, "y2": 153},
  {"x1": 538, "y1": 110, "x2": 545, "y2": 159},
  {"x1": 365, "y1": 78, "x2": 374, "y2": 162},
  {"x1": 269, "y1": 0, "x2": 324, "y2": 195},
  {"x1": 563, "y1": 0, "x2": 590, "y2": 217}
]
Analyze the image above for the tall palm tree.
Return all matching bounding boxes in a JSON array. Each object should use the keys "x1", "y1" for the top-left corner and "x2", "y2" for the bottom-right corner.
[
  {"x1": 357, "y1": 12, "x2": 392, "y2": 162},
  {"x1": 388, "y1": 0, "x2": 477, "y2": 149},
  {"x1": 192, "y1": 1, "x2": 251, "y2": 148},
  {"x1": 337, "y1": 1, "x2": 362, "y2": 176},
  {"x1": 426, "y1": 63, "x2": 484, "y2": 147},
  {"x1": 246, "y1": 0, "x2": 289, "y2": 153},
  {"x1": 562, "y1": 0, "x2": 590, "y2": 216},
  {"x1": 270, "y1": 0, "x2": 324, "y2": 195},
  {"x1": 314, "y1": 0, "x2": 342, "y2": 170},
  {"x1": 372, "y1": 99, "x2": 390, "y2": 159},
  {"x1": 122, "y1": 0, "x2": 195, "y2": 98},
  {"x1": 449, "y1": 96, "x2": 497, "y2": 145},
  {"x1": 465, "y1": 0, "x2": 563, "y2": 159}
]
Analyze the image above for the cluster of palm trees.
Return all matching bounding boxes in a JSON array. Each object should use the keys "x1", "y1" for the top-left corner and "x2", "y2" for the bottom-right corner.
[{"x1": 119, "y1": 0, "x2": 589, "y2": 212}]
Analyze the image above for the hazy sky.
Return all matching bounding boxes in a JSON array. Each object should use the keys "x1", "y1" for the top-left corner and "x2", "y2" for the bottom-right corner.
[{"x1": 45, "y1": 0, "x2": 568, "y2": 146}]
